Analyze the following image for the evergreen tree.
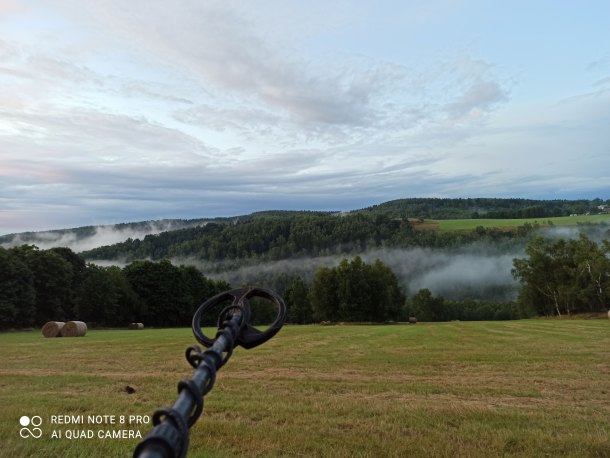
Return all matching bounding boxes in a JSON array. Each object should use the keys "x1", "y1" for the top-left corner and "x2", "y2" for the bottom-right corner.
[
  {"x1": 407, "y1": 288, "x2": 447, "y2": 322},
  {"x1": 285, "y1": 275, "x2": 312, "y2": 323},
  {"x1": 49, "y1": 247, "x2": 86, "y2": 317},
  {"x1": 0, "y1": 248, "x2": 35, "y2": 328},
  {"x1": 11, "y1": 246, "x2": 74, "y2": 324},
  {"x1": 309, "y1": 257, "x2": 404, "y2": 322},
  {"x1": 309, "y1": 267, "x2": 339, "y2": 321}
]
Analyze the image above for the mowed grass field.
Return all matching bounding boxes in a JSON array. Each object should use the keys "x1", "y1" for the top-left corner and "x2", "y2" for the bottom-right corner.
[
  {"x1": 1, "y1": 320, "x2": 609, "y2": 457},
  {"x1": 410, "y1": 213, "x2": 610, "y2": 232}
]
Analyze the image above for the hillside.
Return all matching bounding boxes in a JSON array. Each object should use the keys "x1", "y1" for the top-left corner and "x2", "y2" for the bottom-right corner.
[
  {"x1": 358, "y1": 197, "x2": 604, "y2": 219},
  {"x1": 0, "y1": 217, "x2": 219, "y2": 251},
  {"x1": 2, "y1": 197, "x2": 608, "y2": 313},
  {"x1": 2, "y1": 198, "x2": 608, "y2": 262}
]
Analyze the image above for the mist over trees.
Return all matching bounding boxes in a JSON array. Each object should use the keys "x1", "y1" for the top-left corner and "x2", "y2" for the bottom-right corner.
[
  {"x1": 1, "y1": 230, "x2": 609, "y2": 329},
  {"x1": 1, "y1": 198, "x2": 609, "y2": 328},
  {"x1": 80, "y1": 212, "x2": 534, "y2": 263}
]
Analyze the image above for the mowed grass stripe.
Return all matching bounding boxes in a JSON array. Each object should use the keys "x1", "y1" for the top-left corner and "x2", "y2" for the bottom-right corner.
[
  {"x1": 0, "y1": 320, "x2": 608, "y2": 457},
  {"x1": 432, "y1": 213, "x2": 610, "y2": 231}
]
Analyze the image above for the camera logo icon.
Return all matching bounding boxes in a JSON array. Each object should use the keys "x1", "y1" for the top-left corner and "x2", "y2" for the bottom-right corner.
[{"x1": 19, "y1": 416, "x2": 43, "y2": 439}]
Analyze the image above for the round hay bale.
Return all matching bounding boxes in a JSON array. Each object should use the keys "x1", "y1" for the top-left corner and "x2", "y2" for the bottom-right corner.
[
  {"x1": 128, "y1": 322, "x2": 144, "y2": 330},
  {"x1": 61, "y1": 321, "x2": 87, "y2": 337},
  {"x1": 41, "y1": 321, "x2": 65, "y2": 338},
  {"x1": 608, "y1": 310, "x2": 610, "y2": 319},
  {"x1": 408, "y1": 316, "x2": 417, "y2": 324}
]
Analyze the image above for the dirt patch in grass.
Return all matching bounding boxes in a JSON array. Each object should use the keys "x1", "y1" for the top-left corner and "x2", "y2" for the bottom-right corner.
[{"x1": 409, "y1": 218, "x2": 440, "y2": 230}]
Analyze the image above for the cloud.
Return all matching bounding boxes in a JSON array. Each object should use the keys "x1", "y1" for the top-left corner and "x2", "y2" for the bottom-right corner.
[
  {"x1": 0, "y1": 0, "x2": 19, "y2": 14},
  {"x1": 593, "y1": 76, "x2": 610, "y2": 87},
  {"x1": 51, "y1": 0, "x2": 510, "y2": 140},
  {"x1": 445, "y1": 79, "x2": 507, "y2": 119},
  {"x1": 1, "y1": 2, "x2": 607, "y2": 234},
  {"x1": 0, "y1": 106, "x2": 225, "y2": 233},
  {"x1": 1, "y1": 108, "x2": 215, "y2": 162},
  {"x1": 173, "y1": 103, "x2": 282, "y2": 136},
  {"x1": 435, "y1": 56, "x2": 510, "y2": 123},
  {"x1": 586, "y1": 53, "x2": 610, "y2": 72},
  {"x1": 49, "y1": 0, "x2": 400, "y2": 131}
]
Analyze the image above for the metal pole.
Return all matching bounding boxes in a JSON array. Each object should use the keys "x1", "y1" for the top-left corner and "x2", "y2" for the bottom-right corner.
[
  {"x1": 134, "y1": 287, "x2": 286, "y2": 458},
  {"x1": 134, "y1": 312, "x2": 241, "y2": 458}
]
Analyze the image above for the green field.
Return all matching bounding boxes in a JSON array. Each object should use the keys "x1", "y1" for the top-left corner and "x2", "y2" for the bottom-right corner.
[
  {"x1": 428, "y1": 213, "x2": 610, "y2": 231},
  {"x1": 1, "y1": 321, "x2": 609, "y2": 457}
]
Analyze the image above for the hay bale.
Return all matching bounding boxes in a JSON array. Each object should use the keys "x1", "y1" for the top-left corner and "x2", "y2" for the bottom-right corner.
[
  {"x1": 608, "y1": 310, "x2": 610, "y2": 319},
  {"x1": 408, "y1": 316, "x2": 417, "y2": 324},
  {"x1": 61, "y1": 321, "x2": 87, "y2": 337},
  {"x1": 128, "y1": 322, "x2": 144, "y2": 330},
  {"x1": 41, "y1": 321, "x2": 65, "y2": 338}
]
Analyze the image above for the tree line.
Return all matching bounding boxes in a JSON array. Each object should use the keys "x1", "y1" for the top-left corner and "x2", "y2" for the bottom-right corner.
[
  {"x1": 359, "y1": 198, "x2": 607, "y2": 220},
  {"x1": 4, "y1": 198, "x2": 607, "y2": 247},
  {"x1": 0, "y1": 246, "x2": 518, "y2": 329},
  {"x1": 0, "y1": 245, "x2": 229, "y2": 329},
  {"x1": 81, "y1": 212, "x2": 534, "y2": 263},
  {"x1": 2, "y1": 232, "x2": 608, "y2": 329}
]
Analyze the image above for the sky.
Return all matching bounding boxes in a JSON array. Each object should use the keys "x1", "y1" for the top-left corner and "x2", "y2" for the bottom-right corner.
[{"x1": 1, "y1": 0, "x2": 609, "y2": 235}]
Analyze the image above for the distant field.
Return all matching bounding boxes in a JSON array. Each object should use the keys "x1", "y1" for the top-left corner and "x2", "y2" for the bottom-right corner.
[
  {"x1": 1, "y1": 321, "x2": 609, "y2": 457},
  {"x1": 411, "y1": 213, "x2": 610, "y2": 232}
]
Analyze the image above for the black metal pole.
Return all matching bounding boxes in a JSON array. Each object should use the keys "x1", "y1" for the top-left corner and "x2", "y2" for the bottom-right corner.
[
  {"x1": 133, "y1": 287, "x2": 286, "y2": 458},
  {"x1": 134, "y1": 312, "x2": 242, "y2": 458}
]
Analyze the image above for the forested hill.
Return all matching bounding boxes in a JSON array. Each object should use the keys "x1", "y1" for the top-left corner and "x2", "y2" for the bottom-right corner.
[
  {"x1": 81, "y1": 213, "x2": 405, "y2": 261},
  {"x1": 358, "y1": 198, "x2": 604, "y2": 219},
  {"x1": 0, "y1": 218, "x2": 214, "y2": 245},
  {"x1": 81, "y1": 212, "x2": 532, "y2": 262},
  {"x1": 4, "y1": 198, "x2": 608, "y2": 261}
]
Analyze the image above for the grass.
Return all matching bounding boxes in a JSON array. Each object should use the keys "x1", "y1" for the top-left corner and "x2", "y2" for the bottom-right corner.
[
  {"x1": 410, "y1": 213, "x2": 610, "y2": 232},
  {"x1": 1, "y1": 321, "x2": 609, "y2": 457}
]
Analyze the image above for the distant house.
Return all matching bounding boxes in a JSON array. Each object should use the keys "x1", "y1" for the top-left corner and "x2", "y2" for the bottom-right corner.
[{"x1": 597, "y1": 205, "x2": 609, "y2": 213}]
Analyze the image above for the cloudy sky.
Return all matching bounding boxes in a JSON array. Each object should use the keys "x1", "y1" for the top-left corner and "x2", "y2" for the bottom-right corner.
[{"x1": 1, "y1": 0, "x2": 609, "y2": 234}]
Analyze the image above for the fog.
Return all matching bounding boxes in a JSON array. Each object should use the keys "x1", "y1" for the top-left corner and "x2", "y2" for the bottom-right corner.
[
  {"x1": 390, "y1": 249, "x2": 521, "y2": 300},
  {"x1": 195, "y1": 245, "x2": 524, "y2": 301},
  {"x1": 5, "y1": 221, "x2": 607, "y2": 301},
  {"x1": 539, "y1": 224, "x2": 610, "y2": 244},
  {"x1": 0, "y1": 220, "x2": 204, "y2": 252}
]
